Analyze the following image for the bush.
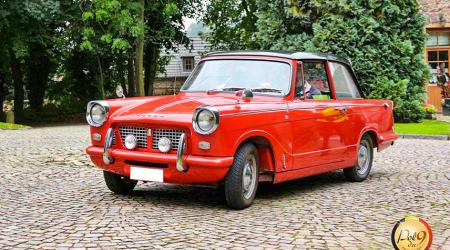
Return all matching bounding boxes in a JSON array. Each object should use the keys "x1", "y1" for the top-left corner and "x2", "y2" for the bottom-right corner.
[
  {"x1": 424, "y1": 104, "x2": 437, "y2": 115},
  {"x1": 23, "y1": 96, "x2": 88, "y2": 124},
  {"x1": 423, "y1": 104, "x2": 437, "y2": 120},
  {"x1": 367, "y1": 78, "x2": 425, "y2": 122},
  {"x1": 394, "y1": 99, "x2": 426, "y2": 123}
]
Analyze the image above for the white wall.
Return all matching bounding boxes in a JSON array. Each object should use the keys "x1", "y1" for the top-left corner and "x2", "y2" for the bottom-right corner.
[{"x1": 157, "y1": 37, "x2": 211, "y2": 78}]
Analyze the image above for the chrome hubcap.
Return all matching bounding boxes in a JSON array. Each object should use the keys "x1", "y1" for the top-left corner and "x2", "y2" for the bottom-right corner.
[
  {"x1": 356, "y1": 142, "x2": 370, "y2": 175},
  {"x1": 242, "y1": 155, "x2": 257, "y2": 199}
]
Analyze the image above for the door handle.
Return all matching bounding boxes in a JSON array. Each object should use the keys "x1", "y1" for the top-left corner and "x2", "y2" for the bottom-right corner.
[{"x1": 335, "y1": 107, "x2": 347, "y2": 113}]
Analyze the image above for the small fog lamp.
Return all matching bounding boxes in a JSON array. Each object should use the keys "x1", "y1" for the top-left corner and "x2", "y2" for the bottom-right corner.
[
  {"x1": 158, "y1": 137, "x2": 171, "y2": 153},
  {"x1": 124, "y1": 134, "x2": 137, "y2": 150}
]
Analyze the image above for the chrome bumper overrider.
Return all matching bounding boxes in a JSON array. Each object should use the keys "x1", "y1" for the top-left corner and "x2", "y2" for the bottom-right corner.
[
  {"x1": 103, "y1": 128, "x2": 114, "y2": 164},
  {"x1": 176, "y1": 133, "x2": 187, "y2": 172},
  {"x1": 102, "y1": 128, "x2": 188, "y2": 172}
]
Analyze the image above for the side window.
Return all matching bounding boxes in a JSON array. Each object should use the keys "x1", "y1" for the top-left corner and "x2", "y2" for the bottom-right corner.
[
  {"x1": 302, "y1": 62, "x2": 332, "y2": 100},
  {"x1": 295, "y1": 64, "x2": 303, "y2": 97},
  {"x1": 329, "y1": 62, "x2": 362, "y2": 99}
]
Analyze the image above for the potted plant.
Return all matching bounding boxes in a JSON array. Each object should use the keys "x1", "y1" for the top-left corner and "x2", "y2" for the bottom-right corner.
[{"x1": 424, "y1": 104, "x2": 437, "y2": 119}]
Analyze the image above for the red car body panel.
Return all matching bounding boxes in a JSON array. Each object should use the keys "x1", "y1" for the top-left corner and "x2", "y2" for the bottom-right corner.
[{"x1": 86, "y1": 52, "x2": 397, "y2": 185}]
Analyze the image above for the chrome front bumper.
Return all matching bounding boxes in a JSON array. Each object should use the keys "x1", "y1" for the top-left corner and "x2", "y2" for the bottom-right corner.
[{"x1": 102, "y1": 127, "x2": 188, "y2": 172}]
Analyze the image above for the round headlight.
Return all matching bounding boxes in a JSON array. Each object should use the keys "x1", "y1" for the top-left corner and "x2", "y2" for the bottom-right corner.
[
  {"x1": 86, "y1": 101, "x2": 109, "y2": 127},
  {"x1": 193, "y1": 106, "x2": 219, "y2": 135},
  {"x1": 197, "y1": 110, "x2": 214, "y2": 131},
  {"x1": 91, "y1": 104, "x2": 105, "y2": 123}
]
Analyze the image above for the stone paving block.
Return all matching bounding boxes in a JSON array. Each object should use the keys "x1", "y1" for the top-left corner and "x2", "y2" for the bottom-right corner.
[{"x1": 0, "y1": 127, "x2": 449, "y2": 249}]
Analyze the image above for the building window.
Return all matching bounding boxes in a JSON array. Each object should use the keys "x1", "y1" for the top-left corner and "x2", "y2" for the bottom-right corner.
[
  {"x1": 182, "y1": 57, "x2": 195, "y2": 72},
  {"x1": 426, "y1": 30, "x2": 450, "y2": 84},
  {"x1": 427, "y1": 31, "x2": 450, "y2": 46}
]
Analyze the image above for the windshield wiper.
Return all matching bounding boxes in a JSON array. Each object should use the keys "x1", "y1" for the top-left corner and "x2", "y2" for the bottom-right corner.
[
  {"x1": 221, "y1": 87, "x2": 246, "y2": 91},
  {"x1": 206, "y1": 87, "x2": 245, "y2": 94},
  {"x1": 251, "y1": 88, "x2": 282, "y2": 93}
]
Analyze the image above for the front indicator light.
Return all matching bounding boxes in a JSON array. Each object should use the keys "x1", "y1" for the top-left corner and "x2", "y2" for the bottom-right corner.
[
  {"x1": 198, "y1": 141, "x2": 211, "y2": 150},
  {"x1": 92, "y1": 133, "x2": 102, "y2": 141}
]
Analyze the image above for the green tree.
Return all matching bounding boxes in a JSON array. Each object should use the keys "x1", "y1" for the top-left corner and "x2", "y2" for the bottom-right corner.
[
  {"x1": 202, "y1": 0, "x2": 259, "y2": 49},
  {"x1": 80, "y1": 0, "x2": 146, "y2": 97},
  {"x1": 0, "y1": 49, "x2": 8, "y2": 121},
  {"x1": 0, "y1": 0, "x2": 62, "y2": 121},
  {"x1": 135, "y1": 0, "x2": 145, "y2": 96},
  {"x1": 80, "y1": 0, "x2": 199, "y2": 97}
]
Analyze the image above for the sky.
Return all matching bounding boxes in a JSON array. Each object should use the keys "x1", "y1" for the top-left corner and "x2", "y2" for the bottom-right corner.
[{"x1": 183, "y1": 17, "x2": 197, "y2": 30}]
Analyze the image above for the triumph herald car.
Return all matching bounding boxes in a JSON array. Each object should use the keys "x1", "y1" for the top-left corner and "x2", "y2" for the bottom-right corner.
[{"x1": 85, "y1": 51, "x2": 397, "y2": 209}]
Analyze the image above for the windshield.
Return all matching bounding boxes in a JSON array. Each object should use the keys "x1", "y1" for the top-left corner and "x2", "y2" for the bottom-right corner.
[{"x1": 181, "y1": 60, "x2": 292, "y2": 96}]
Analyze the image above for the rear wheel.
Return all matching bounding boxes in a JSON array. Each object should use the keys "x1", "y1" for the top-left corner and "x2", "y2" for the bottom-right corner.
[
  {"x1": 103, "y1": 171, "x2": 137, "y2": 195},
  {"x1": 224, "y1": 143, "x2": 259, "y2": 209},
  {"x1": 344, "y1": 135, "x2": 373, "y2": 182}
]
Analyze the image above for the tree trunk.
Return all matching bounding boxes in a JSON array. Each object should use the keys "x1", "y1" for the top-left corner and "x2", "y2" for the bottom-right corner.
[
  {"x1": 135, "y1": 0, "x2": 145, "y2": 96},
  {"x1": 28, "y1": 46, "x2": 51, "y2": 111},
  {"x1": 0, "y1": 71, "x2": 5, "y2": 122},
  {"x1": 144, "y1": 43, "x2": 159, "y2": 96},
  {"x1": 8, "y1": 49, "x2": 24, "y2": 123},
  {"x1": 118, "y1": 60, "x2": 127, "y2": 97},
  {"x1": 127, "y1": 57, "x2": 136, "y2": 97},
  {"x1": 97, "y1": 56, "x2": 105, "y2": 99}
]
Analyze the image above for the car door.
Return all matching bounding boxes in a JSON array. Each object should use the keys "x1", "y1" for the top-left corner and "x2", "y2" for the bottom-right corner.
[
  {"x1": 328, "y1": 61, "x2": 367, "y2": 145},
  {"x1": 328, "y1": 61, "x2": 385, "y2": 162},
  {"x1": 288, "y1": 61, "x2": 348, "y2": 169}
]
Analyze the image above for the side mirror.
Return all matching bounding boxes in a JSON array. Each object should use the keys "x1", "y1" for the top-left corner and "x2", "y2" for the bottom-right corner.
[
  {"x1": 236, "y1": 89, "x2": 253, "y2": 103},
  {"x1": 116, "y1": 85, "x2": 125, "y2": 98}
]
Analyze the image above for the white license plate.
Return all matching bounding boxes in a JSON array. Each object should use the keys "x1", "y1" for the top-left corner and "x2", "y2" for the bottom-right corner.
[{"x1": 130, "y1": 167, "x2": 163, "y2": 182}]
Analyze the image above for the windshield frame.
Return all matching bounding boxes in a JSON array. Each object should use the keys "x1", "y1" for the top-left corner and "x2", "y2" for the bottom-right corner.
[{"x1": 180, "y1": 58, "x2": 294, "y2": 97}]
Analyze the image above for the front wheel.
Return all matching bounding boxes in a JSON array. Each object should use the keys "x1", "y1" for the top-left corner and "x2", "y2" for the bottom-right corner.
[
  {"x1": 103, "y1": 171, "x2": 137, "y2": 195},
  {"x1": 344, "y1": 135, "x2": 374, "y2": 182},
  {"x1": 224, "y1": 143, "x2": 259, "y2": 209}
]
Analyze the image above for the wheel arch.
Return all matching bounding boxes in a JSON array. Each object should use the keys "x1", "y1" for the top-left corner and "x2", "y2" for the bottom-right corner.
[
  {"x1": 359, "y1": 128, "x2": 379, "y2": 148},
  {"x1": 232, "y1": 131, "x2": 285, "y2": 175}
]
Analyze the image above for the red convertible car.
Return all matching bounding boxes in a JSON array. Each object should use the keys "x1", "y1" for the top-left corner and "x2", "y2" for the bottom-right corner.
[{"x1": 86, "y1": 51, "x2": 397, "y2": 209}]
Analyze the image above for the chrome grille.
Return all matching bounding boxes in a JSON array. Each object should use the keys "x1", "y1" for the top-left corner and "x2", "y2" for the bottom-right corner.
[
  {"x1": 152, "y1": 129, "x2": 183, "y2": 150},
  {"x1": 119, "y1": 127, "x2": 148, "y2": 148}
]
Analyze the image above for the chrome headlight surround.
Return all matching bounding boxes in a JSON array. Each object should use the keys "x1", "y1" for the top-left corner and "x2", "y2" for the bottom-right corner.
[
  {"x1": 192, "y1": 105, "x2": 220, "y2": 135},
  {"x1": 86, "y1": 101, "x2": 110, "y2": 127}
]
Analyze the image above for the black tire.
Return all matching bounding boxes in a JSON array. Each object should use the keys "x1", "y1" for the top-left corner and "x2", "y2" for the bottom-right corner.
[
  {"x1": 224, "y1": 143, "x2": 259, "y2": 209},
  {"x1": 344, "y1": 135, "x2": 374, "y2": 182},
  {"x1": 103, "y1": 171, "x2": 137, "y2": 195}
]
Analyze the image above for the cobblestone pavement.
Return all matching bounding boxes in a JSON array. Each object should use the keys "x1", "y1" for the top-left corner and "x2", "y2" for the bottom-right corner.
[{"x1": 0, "y1": 125, "x2": 449, "y2": 250}]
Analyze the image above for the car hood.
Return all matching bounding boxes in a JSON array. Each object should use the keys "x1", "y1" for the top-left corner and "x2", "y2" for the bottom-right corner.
[{"x1": 110, "y1": 94, "x2": 240, "y2": 124}]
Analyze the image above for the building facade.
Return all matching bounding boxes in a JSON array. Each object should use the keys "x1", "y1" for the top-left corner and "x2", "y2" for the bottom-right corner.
[
  {"x1": 419, "y1": 0, "x2": 450, "y2": 111},
  {"x1": 153, "y1": 37, "x2": 210, "y2": 95}
]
